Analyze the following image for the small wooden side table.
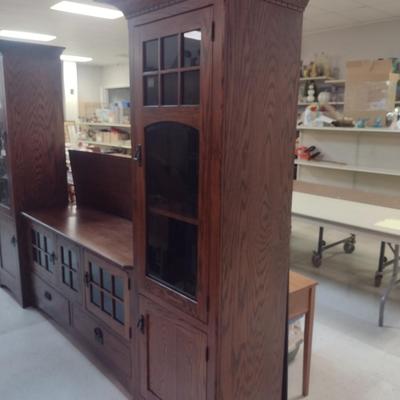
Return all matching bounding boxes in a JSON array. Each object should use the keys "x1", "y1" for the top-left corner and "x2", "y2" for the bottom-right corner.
[{"x1": 289, "y1": 271, "x2": 318, "y2": 397}]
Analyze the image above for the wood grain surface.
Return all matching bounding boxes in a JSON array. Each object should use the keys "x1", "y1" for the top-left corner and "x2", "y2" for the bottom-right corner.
[
  {"x1": 0, "y1": 40, "x2": 68, "y2": 307},
  {"x1": 23, "y1": 206, "x2": 133, "y2": 268},
  {"x1": 217, "y1": 1, "x2": 304, "y2": 399},
  {"x1": 69, "y1": 150, "x2": 133, "y2": 220}
]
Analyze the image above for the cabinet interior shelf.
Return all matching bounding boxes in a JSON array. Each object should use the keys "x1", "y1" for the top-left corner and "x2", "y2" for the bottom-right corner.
[
  {"x1": 295, "y1": 159, "x2": 400, "y2": 177},
  {"x1": 80, "y1": 122, "x2": 131, "y2": 129},
  {"x1": 82, "y1": 140, "x2": 132, "y2": 150},
  {"x1": 148, "y1": 206, "x2": 198, "y2": 226}
]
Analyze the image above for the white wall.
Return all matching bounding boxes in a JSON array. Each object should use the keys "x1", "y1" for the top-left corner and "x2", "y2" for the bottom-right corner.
[
  {"x1": 63, "y1": 61, "x2": 78, "y2": 121},
  {"x1": 101, "y1": 64, "x2": 130, "y2": 89},
  {"x1": 302, "y1": 19, "x2": 400, "y2": 79},
  {"x1": 77, "y1": 64, "x2": 102, "y2": 105}
]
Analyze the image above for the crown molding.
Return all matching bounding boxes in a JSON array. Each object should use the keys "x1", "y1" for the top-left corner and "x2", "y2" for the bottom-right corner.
[
  {"x1": 264, "y1": 0, "x2": 309, "y2": 12},
  {"x1": 96, "y1": 0, "x2": 187, "y2": 18},
  {"x1": 97, "y1": 0, "x2": 309, "y2": 18}
]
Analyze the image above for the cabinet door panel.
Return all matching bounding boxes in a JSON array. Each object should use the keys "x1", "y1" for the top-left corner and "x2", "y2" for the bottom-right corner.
[
  {"x1": 139, "y1": 297, "x2": 207, "y2": 400},
  {"x1": 30, "y1": 223, "x2": 57, "y2": 284},
  {"x1": 0, "y1": 216, "x2": 18, "y2": 278},
  {"x1": 0, "y1": 216, "x2": 19, "y2": 296},
  {"x1": 133, "y1": 6, "x2": 213, "y2": 322},
  {"x1": 83, "y1": 251, "x2": 131, "y2": 339},
  {"x1": 58, "y1": 237, "x2": 82, "y2": 304},
  {"x1": 0, "y1": 54, "x2": 11, "y2": 212}
]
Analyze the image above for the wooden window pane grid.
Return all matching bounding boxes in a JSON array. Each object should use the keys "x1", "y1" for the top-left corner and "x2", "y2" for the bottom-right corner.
[
  {"x1": 61, "y1": 245, "x2": 78, "y2": 292},
  {"x1": 88, "y1": 262, "x2": 125, "y2": 325},
  {"x1": 31, "y1": 229, "x2": 54, "y2": 273},
  {"x1": 143, "y1": 30, "x2": 201, "y2": 107}
]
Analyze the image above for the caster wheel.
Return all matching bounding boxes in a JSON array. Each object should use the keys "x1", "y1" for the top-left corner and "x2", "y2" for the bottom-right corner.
[
  {"x1": 344, "y1": 241, "x2": 355, "y2": 254},
  {"x1": 312, "y1": 253, "x2": 322, "y2": 268},
  {"x1": 374, "y1": 274, "x2": 383, "y2": 288}
]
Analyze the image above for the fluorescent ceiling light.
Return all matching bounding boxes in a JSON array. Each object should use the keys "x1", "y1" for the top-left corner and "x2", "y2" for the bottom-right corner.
[
  {"x1": 51, "y1": 1, "x2": 123, "y2": 20},
  {"x1": 61, "y1": 55, "x2": 93, "y2": 62},
  {"x1": 0, "y1": 30, "x2": 56, "y2": 42}
]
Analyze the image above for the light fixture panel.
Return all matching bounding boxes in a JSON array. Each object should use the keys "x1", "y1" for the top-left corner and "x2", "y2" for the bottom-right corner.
[
  {"x1": 0, "y1": 30, "x2": 56, "y2": 42},
  {"x1": 60, "y1": 55, "x2": 93, "y2": 63},
  {"x1": 51, "y1": 1, "x2": 123, "y2": 20}
]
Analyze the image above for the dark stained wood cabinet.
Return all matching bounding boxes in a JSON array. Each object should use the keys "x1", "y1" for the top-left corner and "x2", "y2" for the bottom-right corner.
[
  {"x1": 99, "y1": 0, "x2": 308, "y2": 399},
  {"x1": 0, "y1": 0, "x2": 308, "y2": 398},
  {"x1": 23, "y1": 206, "x2": 134, "y2": 391},
  {"x1": 84, "y1": 250, "x2": 131, "y2": 339},
  {"x1": 139, "y1": 296, "x2": 207, "y2": 400},
  {"x1": 0, "y1": 40, "x2": 68, "y2": 306}
]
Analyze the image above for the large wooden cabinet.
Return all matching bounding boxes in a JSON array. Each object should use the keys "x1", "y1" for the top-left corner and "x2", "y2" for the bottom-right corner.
[
  {"x1": 24, "y1": 206, "x2": 134, "y2": 390},
  {"x1": 0, "y1": 40, "x2": 67, "y2": 306},
  {"x1": 100, "y1": 0, "x2": 308, "y2": 399}
]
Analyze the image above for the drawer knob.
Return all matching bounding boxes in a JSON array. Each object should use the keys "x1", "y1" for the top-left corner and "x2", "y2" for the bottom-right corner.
[
  {"x1": 44, "y1": 291, "x2": 52, "y2": 301},
  {"x1": 94, "y1": 327, "x2": 104, "y2": 345}
]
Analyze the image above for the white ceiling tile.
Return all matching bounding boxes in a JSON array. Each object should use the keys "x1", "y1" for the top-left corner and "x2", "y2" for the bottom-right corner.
[
  {"x1": 310, "y1": 0, "x2": 364, "y2": 12},
  {"x1": 348, "y1": 7, "x2": 392, "y2": 22}
]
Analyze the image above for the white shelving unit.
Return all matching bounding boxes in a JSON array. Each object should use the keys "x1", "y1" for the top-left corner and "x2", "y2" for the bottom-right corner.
[
  {"x1": 298, "y1": 76, "x2": 345, "y2": 110},
  {"x1": 82, "y1": 140, "x2": 132, "y2": 150},
  {"x1": 79, "y1": 121, "x2": 131, "y2": 152},
  {"x1": 296, "y1": 126, "x2": 400, "y2": 197}
]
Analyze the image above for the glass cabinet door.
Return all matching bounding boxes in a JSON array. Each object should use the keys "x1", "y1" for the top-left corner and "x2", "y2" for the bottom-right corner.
[
  {"x1": 146, "y1": 122, "x2": 199, "y2": 299},
  {"x1": 133, "y1": 7, "x2": 213, "y2": 321},
  {"x1": 58, "y1": 238, "x2": 82, "y2": 303},
  {"x1": 0, "y1": 54, "x2": 10, "y2": 209},
  {"x1": 84, "y1": 251, "x2": 131, "y2": 339},
  {"x1": 30, "y1": 224, "x2": 57, "y2": 284}
]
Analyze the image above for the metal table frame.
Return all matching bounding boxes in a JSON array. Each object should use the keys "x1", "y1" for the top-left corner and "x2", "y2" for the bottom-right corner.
[{"x1": 293, "y1": 210, "x2": 400, "y2": 327}]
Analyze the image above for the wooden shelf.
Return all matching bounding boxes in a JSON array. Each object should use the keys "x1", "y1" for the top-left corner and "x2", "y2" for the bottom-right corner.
[
  {"x1": 148, "y1": 206, "x2": 198, "y2": 225},
  {"x1": 295, "y1": 159, "x2": 400, "y2": 177},
  {"x1": 82, "y1": 140, "x2": 132, "y2": 150},
  {"x1": 299, "y1": 76, "x2": 333, "y2": 82},
  {"x1": 325, "y1": 79, "x2": 346, "y2": 85},
  {"x1": 80, "y1": 122, "x2": 131, "y2": 129},
  {"x1": 298, "y1": 126, "x2": 400, "y2": 134},
  {"x1": 298, "y1": 101, "x2": 344, "y2": 107}
]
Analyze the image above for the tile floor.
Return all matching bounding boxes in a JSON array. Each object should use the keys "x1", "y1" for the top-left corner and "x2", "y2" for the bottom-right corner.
[
  {"x1": 0, "y1": 288, "x2": 128, "y2": 400},
  {"x1": 289, "y1": 221, "x2": 400, "y2": 400},
  {"x1": 1, "y1": 220, "x2": 400, "y2": 399}
]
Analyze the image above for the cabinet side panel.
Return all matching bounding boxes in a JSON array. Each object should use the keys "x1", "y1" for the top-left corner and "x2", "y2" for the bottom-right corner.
[
  {"x1": 218, "y1": 1, "x2": 304, "y2": 399},
  {"x1": 3, "y1": 47, "x2": 68, "y2": 212}
]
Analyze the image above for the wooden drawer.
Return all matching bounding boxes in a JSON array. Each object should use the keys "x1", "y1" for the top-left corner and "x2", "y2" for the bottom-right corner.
[
  {"x1": 72, "y1": 304, "x2": 131, "y2": 379},
  {"x1": 32, "y1": 274, "x2": 70, "y2": 328}
]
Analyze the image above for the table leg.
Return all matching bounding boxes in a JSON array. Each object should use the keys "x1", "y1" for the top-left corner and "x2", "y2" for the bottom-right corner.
[
  {"x1": 303, "y1": 287, "x2": 316, "y2": 397},
  {"x1": 379, "y1": 244, "x2": 399, "y2": 327}
]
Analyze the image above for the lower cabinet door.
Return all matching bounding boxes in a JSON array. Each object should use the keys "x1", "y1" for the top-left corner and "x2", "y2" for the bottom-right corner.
[
  {"x1": 0, "y1": 215, "x2": 20, "y2": 297},
  {"x1": 83, "y1": 251, "x2": 131, "y2": 339},
  {"x1": 139, "y1": 296, "x2": 207, "y2": 400},
  {"x1": 32, "y1": 274, "x2": 70, "y2": 328}
]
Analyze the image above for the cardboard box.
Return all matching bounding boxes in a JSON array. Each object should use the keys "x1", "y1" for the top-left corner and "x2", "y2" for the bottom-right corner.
[{"x1": 344, "y1": 59, "x2": 400, "y2": 127}]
